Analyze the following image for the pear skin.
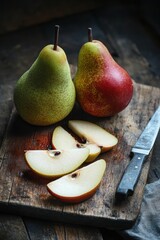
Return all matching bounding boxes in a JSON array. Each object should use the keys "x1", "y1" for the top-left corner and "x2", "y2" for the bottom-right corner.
[
  {"x1": 74, "y1": 39, "x2": 133, "y2": 117},
  {"x1": 14, "y1": 45, "x2": 76, "y2": 126}
]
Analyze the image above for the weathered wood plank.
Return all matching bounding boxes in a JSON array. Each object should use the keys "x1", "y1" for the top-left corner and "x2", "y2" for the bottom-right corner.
[
  {"x1": 0, "y1": 213, "x2": 103, "y2": 240},
  {"x1": 24, "y1": 217, "x2": 103, "y2": 240},
  {"x1": 0, "y1": 214, "x2": 29, "y2": 240},
  {"x1": 0, "y1": 82, "x2": 159, "y2": 230},
  {"x1": 0, "y1": 88, "x2": 104, "y2": 240},
  {"x1": 0, "y1": 85, "x2": 13, "y2": 147},
  {"x1": 0, "y1": 96, "x2": 105, "y2": 240},
  {"x1": 0, "y1": 0, "x2": 106, "y2": 35}
]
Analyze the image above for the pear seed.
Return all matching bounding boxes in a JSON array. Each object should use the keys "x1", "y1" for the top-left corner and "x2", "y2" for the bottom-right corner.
[
  {"x1": 76, "y1": 143, "x2": 81, "y2": 148},
  {"x1": 48, "y1": 150, "x2": 61, "y2": 157},
  {"x1": 54, "y1": 151, "x2": 61, "y2": 156},
  {"x1": 71, "y1": 172, "x2": 78, "y2": 178}
]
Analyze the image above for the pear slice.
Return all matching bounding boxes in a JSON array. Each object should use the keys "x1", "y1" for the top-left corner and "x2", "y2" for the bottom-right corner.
[
  {"x1": 68, "y1": 120, "x2": 118, "y2": 152},
  {"x1": 47, "y1": 159, "x2": 106, "y2": 203},
  {"x1": 52, "y1": 126, "x2": 101, "y2": 162},
  {"x1": 24, "y1": 148, "x2": 89, "y2": 178}
]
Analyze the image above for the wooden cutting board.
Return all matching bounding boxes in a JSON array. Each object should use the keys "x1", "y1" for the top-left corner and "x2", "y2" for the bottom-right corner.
[{"x1": 0, "y1": 82, "x2": 160, "y2": 230}]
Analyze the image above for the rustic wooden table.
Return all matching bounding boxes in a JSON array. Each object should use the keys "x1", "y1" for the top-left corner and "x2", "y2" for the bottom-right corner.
[{"x1": 0, "y1": 2, "x2": 160, "y2": 239}]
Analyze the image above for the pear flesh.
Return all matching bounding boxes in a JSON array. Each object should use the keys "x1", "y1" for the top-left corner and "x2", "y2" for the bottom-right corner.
[
  {"x1": 47, "y1": 159, "x2": 106, "y2": 203},
  {"x1": 25, "y1": 148, "x2": 89, "y2": 178},
  {"x1": 52, "y1": 125, "x2": 101, "y2": 162},
  {"x1": 74, "y1": 40, "x2": 133, "y2": 117},
  {"x1": 14, "y1": 45, "x2": 76, "y2": 126}
]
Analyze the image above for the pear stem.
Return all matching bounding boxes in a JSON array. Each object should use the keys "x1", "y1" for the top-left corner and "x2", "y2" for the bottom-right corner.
[
  {"x1": 88, "y1": 28, "x2": 93, "y2": 42},
  {"x1": 53, "y1": 25, "x2": 60, "y2": 50}
]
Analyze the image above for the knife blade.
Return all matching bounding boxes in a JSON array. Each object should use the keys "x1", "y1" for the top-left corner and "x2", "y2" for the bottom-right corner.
[{"x1": 115, "y1": 106, "x2": 160, "y2": 200}]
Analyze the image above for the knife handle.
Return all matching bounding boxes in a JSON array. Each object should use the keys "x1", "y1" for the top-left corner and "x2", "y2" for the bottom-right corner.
[{"x1": 115, "y1": 153, "x2": 147, "y2": 200}]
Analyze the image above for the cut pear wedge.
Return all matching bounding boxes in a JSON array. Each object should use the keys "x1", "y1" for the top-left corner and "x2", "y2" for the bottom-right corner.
[
  {"x1": 52, "y1": 126, "x2": 100, "y2": 162},
  {"x1": 24, "y1": 148, "x2": 89, "y2": 178},
  {"x1": 68, "y1": 120, "x2": 118, "y2": 152},
  {"x1": 47, "y1": 159, "x2": 106, "y2": 203}
]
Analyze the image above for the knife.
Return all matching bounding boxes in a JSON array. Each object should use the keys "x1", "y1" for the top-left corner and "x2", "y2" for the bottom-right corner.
[{"x1": 115, "y1": 106, "x2": 160, "y2": 200}]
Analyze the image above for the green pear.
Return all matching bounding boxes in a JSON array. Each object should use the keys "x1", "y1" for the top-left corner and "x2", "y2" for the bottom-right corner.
[
  {"x1": 74, "y1": 28, "x2": 133, "y2": 117},
  {"x1": 14, "y1": 26, "x2": 76, "y2": 126}
]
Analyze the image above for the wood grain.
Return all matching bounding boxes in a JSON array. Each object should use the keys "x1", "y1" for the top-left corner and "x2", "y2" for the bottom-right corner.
[
  {"x1": 0, "y1": 212, "x2": 103, "y2": 240},
  {"x1": 24, "y1": 218, "x2": 103, "y2": 240},
  {"x1": 0, "y1": 214, "x2": 29, "y2": 240},
  {"x1": 0, "y1": 0, "x2": 106, "y2": 35},
  {"x1": 0, "y1": 82, "x2": 159, "y2": 230}
]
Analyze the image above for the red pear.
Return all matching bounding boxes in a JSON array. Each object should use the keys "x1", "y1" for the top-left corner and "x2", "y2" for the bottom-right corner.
[{"x1": 74, "y1": 28, "x2": 133, "y2": 117}]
